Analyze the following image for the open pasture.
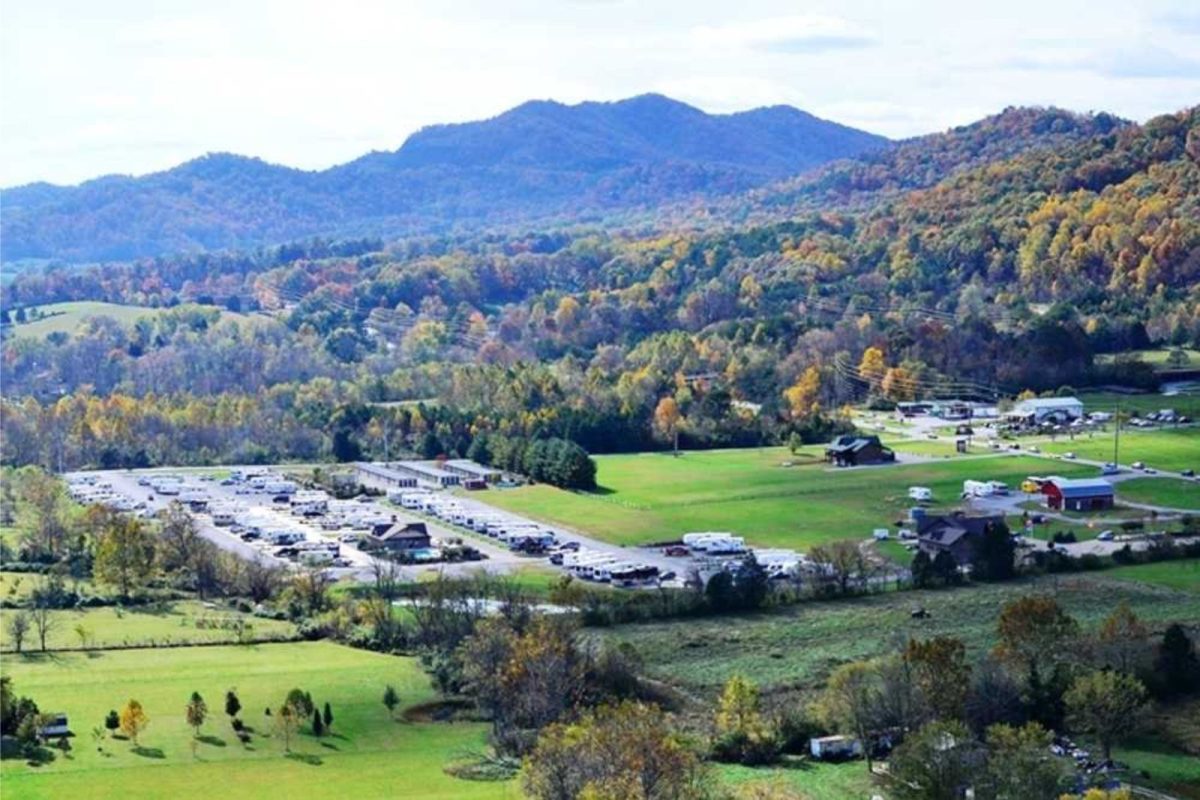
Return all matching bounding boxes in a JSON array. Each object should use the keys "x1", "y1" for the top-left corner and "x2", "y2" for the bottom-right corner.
[
  {"x1": 1039, "y1": 426, "x2": 1200, "y2": 475},
  {"x1": 0, "y1": 601, "x2": 296, "y2": 652},
  {"x1": 0, "y1": 641, "x2": 503, "y2": 800},
  {"x1": 484, "y1": 449, "x2": 1092, "y2": 549}
]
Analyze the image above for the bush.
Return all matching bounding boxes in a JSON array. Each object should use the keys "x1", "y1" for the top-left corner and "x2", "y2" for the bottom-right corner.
[
  {"x1": 773, "y1": 707, "x2": 823, "y2": 755},
  {"x1": 711, "y1": 730, "x2": 780, "y2": 766}
]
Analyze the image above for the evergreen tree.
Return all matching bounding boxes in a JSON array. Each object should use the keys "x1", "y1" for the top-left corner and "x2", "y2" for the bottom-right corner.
[
  {"x1": 322, "y1": 701, "x2": 333, "y2": 731},
  {"x1": 932, "y1": 550, "x2": 961, "y2": 586},
  {"x1": 1154, "y1": 623, "x2": 1199, "y2": 698},
  {"x1": 971, "y1": 521, "x2": 1015, "y2": 581},
  {"x1": 910, "y1": 550, "x2": 934, "y2": 589},
  {"x1": 312, "y1": 707, "x2": 324, "y2": 736}
]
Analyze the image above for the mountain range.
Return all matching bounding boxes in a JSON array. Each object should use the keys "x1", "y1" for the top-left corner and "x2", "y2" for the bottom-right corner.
[{"x1": 1, "y1": 94, "x2": 889, "y2": 263}]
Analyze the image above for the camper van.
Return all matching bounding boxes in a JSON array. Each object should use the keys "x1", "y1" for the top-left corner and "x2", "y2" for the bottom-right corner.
[
  {"x1": 263, "y1": 480, "x2": 297, "y2": 496},
  {"x1": 211, "y1": 509, "x2": 235, "y2": 526},
  {"x1": 265, "y1": 530, "x2": 305, "y2": 547},
  {"x1": 962, "y1": 480, "x2": 995, "y2": 498},
  {"x1": 907, "y1": 486, "x2": 933, "y2": 502}
]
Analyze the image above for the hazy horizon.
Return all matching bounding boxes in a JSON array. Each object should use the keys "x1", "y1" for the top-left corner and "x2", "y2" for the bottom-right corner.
[{"x1": 3, "y1": 0, "x2": 1199, "y2": 187}]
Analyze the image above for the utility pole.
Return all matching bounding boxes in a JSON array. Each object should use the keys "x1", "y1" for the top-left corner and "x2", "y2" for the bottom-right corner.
[{"x1": 1113, "y1": 401, "x2": 1120, "y2": 467}]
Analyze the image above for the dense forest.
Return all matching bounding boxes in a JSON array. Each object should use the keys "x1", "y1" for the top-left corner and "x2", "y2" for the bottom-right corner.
[{"x1": 1, "y1": 105, "x2": 1197, "y2": 471}]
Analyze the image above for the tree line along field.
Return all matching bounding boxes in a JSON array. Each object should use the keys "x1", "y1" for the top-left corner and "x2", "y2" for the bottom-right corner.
[
  {"x1": 0, "y1": 642, "x2": 505, "y2": 800},
  {"x1": 481, "y1": 449, "x2": 1096, "y2": 549},
  {"x1": 0, "y1": 598, "x2": 297, "y2": 652}
]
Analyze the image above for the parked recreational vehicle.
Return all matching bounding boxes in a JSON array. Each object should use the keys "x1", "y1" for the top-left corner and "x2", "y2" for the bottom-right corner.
[
  {"x1": 907, "y1": 486, "x2": 933, "y2": 502},
  {"x1": 263, "y1": 480, "x2": 297, "y2": 496},
  {"x1": 962, "y1": 480, "x2": 995, "y2": 498},
  {"x1": 704, "y1": 537, "x2": 747, "y2": 555},
  {"x1": 211, "y1": 509, "x2": 235, "y2": 526}
]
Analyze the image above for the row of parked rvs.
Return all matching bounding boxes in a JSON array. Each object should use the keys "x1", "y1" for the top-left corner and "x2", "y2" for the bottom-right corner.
[
  {"x1": 391, "y1": 491, "x2": 558, "y2": 551},
  {"x1": 391, "y1": 491, "x2": 664, "y2": 587}
]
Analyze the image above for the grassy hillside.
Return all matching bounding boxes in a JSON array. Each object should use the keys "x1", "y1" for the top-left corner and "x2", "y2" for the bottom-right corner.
[
  {"x1": 483, "y1": 448, "x2": 1093, "y2": 549},
  {"x1": 0, "y1": 642, "x2": 504, "y2": 800},
  {"x1": 4, "y1": 301, "x2": 259, "y2": 340},
  {"x1": 6, "y1": 302, "x2": 158, "y2": 338},
  {"x1": 597, "y1": 573, "x2": 1200, "y2": 693}
]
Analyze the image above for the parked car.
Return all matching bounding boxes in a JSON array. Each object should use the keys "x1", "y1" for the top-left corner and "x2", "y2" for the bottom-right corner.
[
  {"x1": 1097, "y1": 530, "x2": 1114, "y2": 541},
  {"x1": 663, "y1": 545, "x2": 690, "y2": 557},
  {"x1": 1181, "y1": 469, "x2": 1195, "y2": 478},
  {"x1": 1144, "y1": 467, "x2": 1158, "y2": 474},
  {"x1": 1100, "y1": 462, "x2": 1119, "y2": 475},
  {"x1": 1027, "y1": 445, "x2": 1041, "y2": 453},
  {"x1": 1131, "y1": 461, "x2": 1146, "y2": 470}
]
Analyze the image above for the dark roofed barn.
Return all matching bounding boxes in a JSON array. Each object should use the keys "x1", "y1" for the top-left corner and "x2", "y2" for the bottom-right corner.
[
  {"x1": 917, "y1": 512, "x2": 1005, "y2": 565},
  {"x1": 367, "y1": 521, "x2": 432, "y2": 552},
  {"x1": 824, "y1": 435, "x2": 896, "y2": 467}
]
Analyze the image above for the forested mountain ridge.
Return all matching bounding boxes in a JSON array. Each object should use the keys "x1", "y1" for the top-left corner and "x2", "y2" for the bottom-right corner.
[
  {"x1": 740, "y1": 105, "x2": 1131, "y2": 217},
  {"x1": 0, "y1": 94, "x2": 888, "y2": 263}
]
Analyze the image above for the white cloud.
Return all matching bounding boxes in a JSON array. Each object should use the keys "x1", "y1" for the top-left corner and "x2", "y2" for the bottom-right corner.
[
  {"x1": 2, "y1": 0, "x2": 1198, "y2": 186},
  {"x1": 690, "y1": 14, "x2": 874, "y2": 52}
]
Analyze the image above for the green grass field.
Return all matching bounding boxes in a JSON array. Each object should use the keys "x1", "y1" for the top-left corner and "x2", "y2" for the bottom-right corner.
[
  {"x1": 483, "y1": 449, "x2": 1092, "y2": 550},
  {"x1": 0, "y1": 642, "x2": 506, "y2": 800},
  {"x1": 598, "y1": 573, "x2": 1200, "y2": 694},
  {"x1": 1103, "y1": 559, "x2": 1200, "y2": 593},
  {"x1": 721, "y1": 760, "x2": 876, "y2": 800},
  {"x1": 0, "y1": 572, "x2": 96, "y2": 602},
  {"x1": 1078, "y1": 390, "x2": 1200, "y2": 419},
  {"x1": 1095, "y1": 348, "x2": 1200, "y2": 371},
  {"x1": 6, "y1": 301, "x2": 258, "y2": 340},
  {"x1": 1039, "y1": 426, "x2": 1200, "y2": 474},
  {"x1": 1116, "y1": 477, "x2": 1200, "y2": 510},
  {"x1": 0, "y1": 601, "x2": 297, "y2": 652}
]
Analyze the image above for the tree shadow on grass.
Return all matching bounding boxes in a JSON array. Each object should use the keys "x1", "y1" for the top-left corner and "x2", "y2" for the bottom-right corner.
[
  {"x1": 285, "y1": 752, "x2": 323, "y2": 766},
  {"x1": 197, "y1": 735, "x2": 226, "y2": 747},
  {"x1": 318, "y1": 741, "x2": 339, "y2": 751},
  {"x1": 132, "y1": 746, "x2": 166, "y2": 759},
  {"x1": 14, "y1": 651, "x2": 69, "y2": 666}
]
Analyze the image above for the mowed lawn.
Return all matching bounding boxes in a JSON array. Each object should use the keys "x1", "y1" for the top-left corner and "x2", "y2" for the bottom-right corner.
[
  {"x1": 483, "y1": 449, "x2": 1093, "y2": 549},
  {"x1": 0, "y1": 642, "x2": 506, "y2": 800},
  {"x1": 1116, "y1": 477, "x2": 1200, "y2": 510},
  {"x1": 0, "y1": 601, "x2": 297, "y2": 652},
  {"x1": 1040, "y1": 426, "x2": 1200, "y2": 474}
]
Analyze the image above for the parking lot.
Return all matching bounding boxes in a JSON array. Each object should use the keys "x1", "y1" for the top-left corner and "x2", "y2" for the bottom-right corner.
[{"x1": 63, "y1": 465, "x2": 813, "y2": 591}]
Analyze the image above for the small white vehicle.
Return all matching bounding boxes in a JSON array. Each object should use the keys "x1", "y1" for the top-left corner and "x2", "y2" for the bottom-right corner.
[{"x1": 907, "y1": 487, "x2": 932, "y2": 502}]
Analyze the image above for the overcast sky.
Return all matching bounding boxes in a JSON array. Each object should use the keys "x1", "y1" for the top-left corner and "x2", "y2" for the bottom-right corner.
[{"x1": 2, "y1": 0, "x2": 1198, "y2": 187}]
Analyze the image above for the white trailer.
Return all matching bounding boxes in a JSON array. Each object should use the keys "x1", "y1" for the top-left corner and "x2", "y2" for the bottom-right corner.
[{"x1": 962, "y1": 480, "x2": 994, "y2": 498}]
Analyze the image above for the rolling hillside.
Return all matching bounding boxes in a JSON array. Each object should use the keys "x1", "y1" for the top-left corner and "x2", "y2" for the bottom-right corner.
[{"x1": 0, "y1": 94, "x2": 888, "y2": 263}]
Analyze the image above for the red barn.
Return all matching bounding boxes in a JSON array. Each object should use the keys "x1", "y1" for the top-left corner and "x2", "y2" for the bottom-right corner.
[{"x1": 1041, "y1": 478, "x2": 1115, "y2": 511}]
